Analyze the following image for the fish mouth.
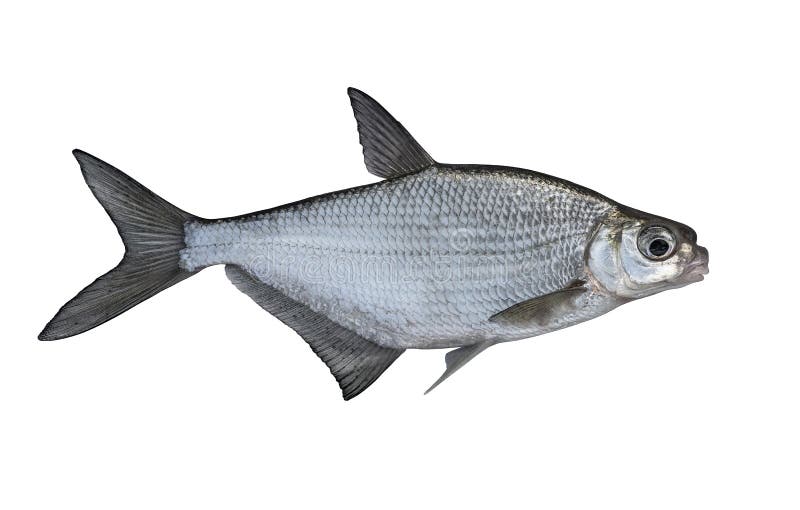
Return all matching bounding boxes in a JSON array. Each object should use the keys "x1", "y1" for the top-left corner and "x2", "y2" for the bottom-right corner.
[{"x1": 683, "y1": 245, "x2": 709, "y2": 282}]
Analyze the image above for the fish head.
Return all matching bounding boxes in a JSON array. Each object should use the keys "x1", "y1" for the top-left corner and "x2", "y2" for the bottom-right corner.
[{"x1": 587, "y1": 206, "x2": 708, "y2": 300}]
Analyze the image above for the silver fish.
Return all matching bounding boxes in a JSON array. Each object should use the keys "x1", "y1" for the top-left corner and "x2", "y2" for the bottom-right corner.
[{"x1": 40, "y1": 88, "x2": 709, "y2": 399}]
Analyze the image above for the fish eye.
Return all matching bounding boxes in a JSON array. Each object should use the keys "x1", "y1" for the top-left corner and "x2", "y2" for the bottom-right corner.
[{"x1": 637, "y1": 225, "x2": 676, "y2": 260}]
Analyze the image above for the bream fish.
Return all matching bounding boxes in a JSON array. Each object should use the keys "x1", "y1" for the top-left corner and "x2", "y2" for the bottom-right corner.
[{"x1": 39, "y1": 88, "x2": 709, "y2": 399}]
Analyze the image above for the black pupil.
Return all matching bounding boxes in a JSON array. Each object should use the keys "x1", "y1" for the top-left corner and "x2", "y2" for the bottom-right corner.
[{"x1": 649, "y1": 238, "x2": 670, "y2": 257}]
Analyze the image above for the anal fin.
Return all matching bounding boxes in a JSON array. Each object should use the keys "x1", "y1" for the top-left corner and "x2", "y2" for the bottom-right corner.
[{"x1": 225, "y1": 265, "x2": 403, "y2": 400}]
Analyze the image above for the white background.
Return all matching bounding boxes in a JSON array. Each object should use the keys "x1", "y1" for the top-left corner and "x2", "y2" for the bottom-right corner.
[{"x1": 2, "y1": 1, "x2": 798, "y2": 508}]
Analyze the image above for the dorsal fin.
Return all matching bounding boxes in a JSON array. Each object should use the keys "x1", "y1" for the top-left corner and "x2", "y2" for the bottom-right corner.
[
  {"x1": 225, "y1": 265, "x2": 404, "y2": 400},
  {"x1": 348, "y1": 87, "x2": 436, "y2": 179}
]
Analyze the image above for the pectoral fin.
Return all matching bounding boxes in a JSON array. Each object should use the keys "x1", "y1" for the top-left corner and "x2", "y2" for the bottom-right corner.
[
  {"x1": 425, "y1": 341, "x2": 496, "y2": 394},
  {"x1": 489, "y1": 279, "x2": 588, "y2": 327}
]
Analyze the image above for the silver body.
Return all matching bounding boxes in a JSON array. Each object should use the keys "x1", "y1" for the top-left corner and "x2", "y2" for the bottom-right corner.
[
  {"x1": 180, "y1": 165, "x2": 620, "y2": 349},
  {"x1": 40, "y1": 88, "x2": 707, "y2": 399}
]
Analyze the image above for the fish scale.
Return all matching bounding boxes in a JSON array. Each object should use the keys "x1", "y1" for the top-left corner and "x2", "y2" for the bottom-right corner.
[{"x1": 179, "y1": 166, "x2": 612, "y2": 348}]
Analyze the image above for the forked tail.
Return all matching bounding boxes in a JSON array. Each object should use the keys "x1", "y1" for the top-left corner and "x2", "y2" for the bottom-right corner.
[{"x1": 39, "y1": 150, "x2": 200, "y2": 341}]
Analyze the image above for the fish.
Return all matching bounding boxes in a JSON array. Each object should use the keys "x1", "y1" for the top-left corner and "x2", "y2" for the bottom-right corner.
[{"x1": 39, "y1": 88, "x2": 709, "y2": 399}]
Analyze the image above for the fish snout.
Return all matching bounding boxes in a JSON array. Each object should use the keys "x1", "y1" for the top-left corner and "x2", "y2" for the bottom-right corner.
[
  {"x1": 685, "y1": 245, "x2": 709, "y2": 281},
  {"x1": 695, "y1": 245, "x2": 709, "y2": 271}
]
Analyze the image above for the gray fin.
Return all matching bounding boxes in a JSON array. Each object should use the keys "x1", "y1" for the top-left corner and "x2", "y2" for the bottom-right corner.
[
  {"x1": 225, "y1": 265, "x2": 404, "y2": 400},
  {"x1": 425, "y1": 341, "x2": 496, "y2": 394},
  {"x1": 347, "y1": 87, "x2": 436, "y2": 179},
  {"x1": 489, "y1": 279, "x2": 588, "y2": 327},
  {"x1": 39, "y1": 150, "x2": 200, "y2": 341}
]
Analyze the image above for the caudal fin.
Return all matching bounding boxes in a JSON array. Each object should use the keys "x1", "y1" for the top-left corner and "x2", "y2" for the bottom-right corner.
[{"x1": 39, "y1": 150, "x2": 200, "y2": 341}]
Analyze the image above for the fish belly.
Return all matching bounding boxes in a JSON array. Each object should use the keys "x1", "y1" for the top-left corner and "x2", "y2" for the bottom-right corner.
[{"x1": 180, "y1": 167, "x2": 612, "y2": 349}]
